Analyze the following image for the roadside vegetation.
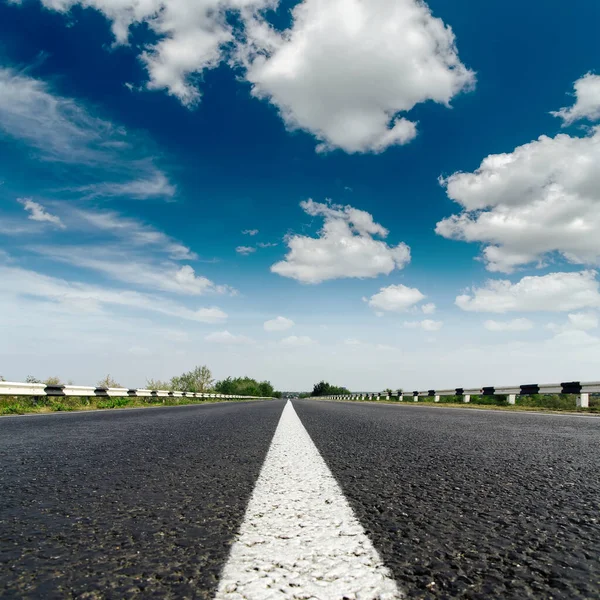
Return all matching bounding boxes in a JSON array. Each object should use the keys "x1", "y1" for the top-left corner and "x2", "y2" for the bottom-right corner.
[
  {"x1": 323, "y1": 392, "x2": 600, "y2": 413},
  {"x1": 0, "y1": 365, "x2": 281, "y2": 415},
  {"x1": 310, "y1": 381, "x2": 351, "y2": 397}
]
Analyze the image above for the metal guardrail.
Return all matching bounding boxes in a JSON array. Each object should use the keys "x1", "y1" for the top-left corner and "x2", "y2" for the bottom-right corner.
[
  {"x1": 316, "y1": 381, "x2": 600, "y2": 408},
  {"x1": 0, "y1": 382, "x2": 273, "y2": 401}
]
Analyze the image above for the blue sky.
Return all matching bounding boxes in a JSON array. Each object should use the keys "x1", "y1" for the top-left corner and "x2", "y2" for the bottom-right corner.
[{"x1": 1, "y1": 0, "x2": 600, "y2": 390}]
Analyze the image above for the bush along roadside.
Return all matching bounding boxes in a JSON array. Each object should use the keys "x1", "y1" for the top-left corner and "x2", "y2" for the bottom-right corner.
[
  {"x1": 327, "y1": 393, "x2": 600, "y2": 412},
  {"x1": 0, "y1": 394, "x2": 266, "y2": 416}
]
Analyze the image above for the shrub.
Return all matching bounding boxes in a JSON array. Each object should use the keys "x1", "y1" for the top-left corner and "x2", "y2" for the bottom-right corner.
[{"x1": 97, "y1": 374, "x2": 121, "y2": 388}]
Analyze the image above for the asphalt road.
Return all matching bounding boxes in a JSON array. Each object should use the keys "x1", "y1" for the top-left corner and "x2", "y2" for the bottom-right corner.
[
  {"x1": 1, "y1": 399, "x2": 599, "y2": 599},
  {"x1": 294, "y1": 400, "x2": 600, "y2": 599},
  {"x1": 0, "y1": 401, "x2": 285, "y2": 599}
]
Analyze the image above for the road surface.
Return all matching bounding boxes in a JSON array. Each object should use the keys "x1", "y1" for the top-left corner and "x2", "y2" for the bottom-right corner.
[{"x1": 1, "y1": 399, "x2": 599, "y2": 598}]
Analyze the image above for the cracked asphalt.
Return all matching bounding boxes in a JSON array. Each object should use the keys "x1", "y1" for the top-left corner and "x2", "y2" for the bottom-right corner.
[
  {"x1": 293, "y1": 400, "x2": 600, "y2": 599},
  {"x1": 1, "y1": 399, "x2": 599, "y2": 599},
  {"x1": 0, "y1": 401, "x2": 284, "y2": 599}
]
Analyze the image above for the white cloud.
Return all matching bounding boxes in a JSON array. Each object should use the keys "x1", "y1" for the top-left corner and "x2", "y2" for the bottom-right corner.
[
  {"x1": 404, "y1": 319, "x2": 443, "y2": 331},
  {"x1": 552, "y1": 73, "x2": 600, "y2": 126},
  {"x1": 19, "y1": 0, "x2": 272, "y2": 107},
  {"x1": 272, "y1": 200, "x2": 410, "y2": 283},
  {"x1": 367, "y1": 284, "x2": 425, "y2": 313},
  {"x1": 242, "y1": 229, "x2": 259, "y2": 236},
  {"x1": 547, "y1": 312, "x2": 599, "y2": 333},
  {"x1": 18, "y1": 198, "x2": 65, "y2": 229},
  {"x1": 0, "y1": 67, "x2": 175, "y2": 199},
  {"x1": 19, "y1": 0, "x2": 472, "y2": 154},
  {"x1": 76, "y1": 171, "x2": 176, "y2": 200},
  {"x1": 456, "y1": 271, "x2": 600, "y2": 313},
  {"x1": 436, "y1": 126, "x2": 600, "y2": 273},
  {"x1": 236, "y1": 245, "x2": 257, "y2": 255},
  {"x1": 240, "y1": 0, "x2": 474, "y2": 153},
  {"x1": 566, "y1": 311, "x2": 599, "y2": 330},
  {"x1": 0, "y1": 265, "x2": 228, "y2": 323},
  {"x1": 280, "y1": 335, "x2": 314, "y2": 347},
  {"x1": 257, "y1": 242, "x2": 278, "y2": 248},
  {"x1": 421, "y1": 302, "x2": 436, "y2": 314},
  {"x1": 204, "y1": 330, "x2": 254, "y2": 344},
  {"x1": 33, "y1": 246, "x2": 235, "y2": 296},
  {"x1": 74, "y1": 209, "x2": 195, "y2": 259},
  {"x1": 264, "y1": 316, "x2": 294, "y2": 332},
  {"x1": 484, "y1": 318, "x2": 533, "y2": 332}
]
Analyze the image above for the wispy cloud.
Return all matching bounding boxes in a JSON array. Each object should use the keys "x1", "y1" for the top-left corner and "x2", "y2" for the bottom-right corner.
[
  {"x1": 31, "y1": 246, "x2": 236, "y2": 296},
  {"x1": 236, "y1": 246, "x2": 256, "y2": 255},
  {"x1": 0, "y1": 66, "x2": 175, "y2": 200},
  {"x1": 75, "y1": 171, "x2": 176, "y2": 200},
  {"x1": 73, "y1": 209, "x2": 195, "y2": 259},
  {"x1": 26, "y1": 207, "x2": 236, "y2": 295},
  {"x1": 18, "y1": 198, "x2": 65, "y2": 229},
  {"x1": 242, "y1": 229, "x2": 259, "y2": 236},
  {"x1": 0, "y1": 264, "x2": 228, "y2": 323}
]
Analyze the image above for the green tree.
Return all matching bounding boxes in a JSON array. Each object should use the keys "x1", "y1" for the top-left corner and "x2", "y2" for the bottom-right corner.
[
  {"x1": 311, "y1": 381, "x2": 350, "y2": 397},
  {"x1": 170, "y1": 365, "x2": 214, "y2": 393},
  {"x1": 214, "y1": 376, "x2": 278, "y2": 397},
  {"x1": 44, "y1": 376, "x2": 63, "y2": 386},
  {"x1": 25, "y1": 375, "x2": 42, "y2": 384},
  {"x1": 97, "y1": 374, "x2": 121, "y2": 388},
  {"x1": 146, "y1": 379, "x2": 172, "y2": 391}
]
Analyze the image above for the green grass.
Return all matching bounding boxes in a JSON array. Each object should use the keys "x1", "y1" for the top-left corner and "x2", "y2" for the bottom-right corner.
[
  {"x1": 0, "y1": 394, "x2": 263, "y2": 416},
  {"x1": 322, "y1": 394, "x2": 600, "y2": 413}
]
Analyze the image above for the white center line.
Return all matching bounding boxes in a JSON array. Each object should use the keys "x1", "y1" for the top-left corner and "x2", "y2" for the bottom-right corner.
[{"x1": 215, "y1": 400, "x2": 402, "y2": 600}]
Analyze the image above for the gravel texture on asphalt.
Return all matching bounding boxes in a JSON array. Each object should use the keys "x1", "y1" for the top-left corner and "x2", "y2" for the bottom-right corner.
[
  {"x1": 0, "y1": 400, "x2": 285, "y2": 599},
  {"x1": 292, "y1": 400, "x2": 600, "y2": 600}
]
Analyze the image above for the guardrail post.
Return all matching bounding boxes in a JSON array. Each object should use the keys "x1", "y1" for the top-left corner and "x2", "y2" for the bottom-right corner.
[
  {"x1": 413, "y1": 392, "x2": 419, "y2": 402},
  {"x1": 508, "y1": 394, "x2": 516, "y2": 405},
  {"x1": 578, "y1": 393, "x2": 589, "y2": 408},
  {"x1": 464, "y1": 394, "x2": 470, "y2": 403},
  {"x1": 434, "y1": 394, "x2": 440, "y2": 403}
]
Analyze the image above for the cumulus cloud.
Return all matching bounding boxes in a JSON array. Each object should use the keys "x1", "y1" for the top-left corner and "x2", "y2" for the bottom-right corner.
[
  {"x1": 547, "y1": 312, "x2": 599, "y2": 333},
  {"x1": 19, "y1": 0, "x2": 472, "y2": 153},
  {"x1": 552, "y1": 73, "x2": 600, "y2": 126},
  {"x1": 240, "y1": 0, "x2": 474, "y2": 153},
  {"x1": 280, "y1": 335, "x2": 314, "y2": 347},
  {"x1": 18, "y1": 198, "x2": 65, "y2": 229},
  {"x1": 16, "y1": 0, "x2": 272, "y2": 107},
  {"x1": 204, "y1": 330, "x2": 254, "y2": 344},
  {"x1": 484, "y1": 318, "x2": 534, "y2": 332},
  {"x1": 404, "y1": 319, "x2": 443, "y2": 331},
  {"x1": 264, "y1": 316, "x2": 294, "y2": 332},
  {"x1": 236, "y1": 245, "x2": 256, "y2": 255},
  {"x1": 0, "y1": 265, "x2": 228, "y2": 323},
  {"x1": 456, "y1": 271, "x2": 600, "y2": 313},
  {"x1": 436, "y1": 125, "x2": 600, "y2": 273},
  {"x1": 272, "y1": 200, "x2": 410, "y2": 283},
  {"x1": 367, "y1": 284, "x2": 425, "y2": 313},
  {"x1": 421, "y1": 302, "x2": 436, "y2": 314}
]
